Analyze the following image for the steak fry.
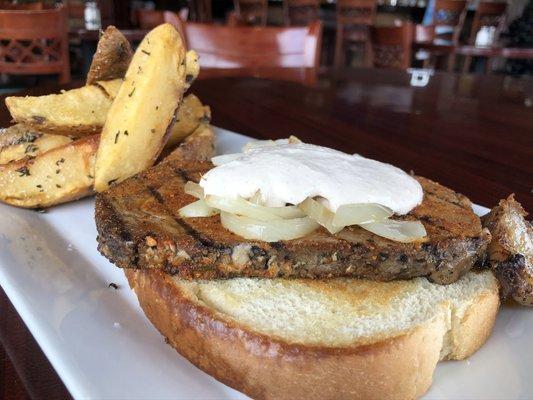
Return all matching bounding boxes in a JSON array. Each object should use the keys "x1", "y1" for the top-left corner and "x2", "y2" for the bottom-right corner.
[{"x1": 482, "y1": 195, "x2": 533, "y2": 306}]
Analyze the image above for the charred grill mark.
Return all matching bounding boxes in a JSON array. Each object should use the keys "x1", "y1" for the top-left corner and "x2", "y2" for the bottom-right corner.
[
  {"x1": 143, "y1": 182, "x2": 230, "y2": 252},
  {"x1": 147, "y1": 185, "x2": 164, "y2": 204},
  {"x1": 174, "y1": 167, "x2": 198, "y2": 183}
]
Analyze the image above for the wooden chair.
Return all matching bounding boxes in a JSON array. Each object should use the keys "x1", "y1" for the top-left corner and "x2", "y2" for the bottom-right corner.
[
  {"x1": 183, "y1": 21, "x2": 323, "y2": 85},
  {"x1": 137, "y1": 9, "x2": 165, "y2": 29},
  {"x1": 334, "y1": 0, "x2": 377, "y2": 68},
  {"x1": 462, "y1": 1, "x2": 507, "y2": 73},
  {"x1": 283, "y1": 0, "x2": 320, "y2": 26},
  {"x1": 233, "y1": 0, "x2": 268, "y2": 26},
  {"x1": 371, "y1": 23, "x2": 414, "y2": 70},
  {"x1": 433, "y1": 0, "x2": 467, "y2": 70},
  {"x1": 137, "y1": 9, "x2": 189, "y2": 30},
  {"x1": 0, "y1": 7, "x2": 70, "y2": 84},
  {"x1": 413, "y1": 24, "x2": 439, "y2": 68},
  {"x1": 0, "y1": 2, "x2": 43, "y2": 10}
]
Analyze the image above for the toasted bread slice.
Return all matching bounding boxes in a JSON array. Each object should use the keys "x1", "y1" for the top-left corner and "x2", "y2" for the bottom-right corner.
[
  {"x1": 95, "y1": 133, "x2": 490, "y2": 285},
  {"x1": 482, "y1": 195, "x2": 533, "y2": 306},
  {"x1": 125, "y1": 268, "x2": 499, "y2": 400}
]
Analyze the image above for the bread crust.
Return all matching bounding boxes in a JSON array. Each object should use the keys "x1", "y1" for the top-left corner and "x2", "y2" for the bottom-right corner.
[{"x1": 125, "y1": 269, "x2": 499, "y2": 400}]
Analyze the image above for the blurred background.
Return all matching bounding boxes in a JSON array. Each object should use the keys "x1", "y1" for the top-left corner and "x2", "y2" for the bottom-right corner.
[{"x1": 0, "y1": 0, "x2": 531, "y2": 90}]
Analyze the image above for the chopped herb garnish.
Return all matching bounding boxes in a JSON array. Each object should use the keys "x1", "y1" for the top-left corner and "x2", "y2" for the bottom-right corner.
[
  {"x1": 55, "y1": 158, "x2": 65, "y2": 166},
  {"x1": 108, "y1": 282, "x2": 119, "y2": 290},
  {"x1": 141, "y1": 49, "x2": 151, "y2": 55},
  {"x1": 88, "y1": 174, "x2": 94, "y2": 179},
  {"x1": 32, "y1": 115, "x2": 46, "y2": 124},
  {"x1": 14, "y1": 132, "x2": 40, "y2": 145},
  {"x1": 114, "y1": 130, "x2": 120, "y2": 144},
  {"x1": 56, "y1": 169, "x2": 60, "y2": 174},
  {"x1": 56, "y1": 184, "x2": 62, "y2": 188},
  {"x1": 151, "y1": 129, "x2": 156, "y2": 133},
  {"x1": 16, "y1": 166, "x2": 30, "y2": 176},
  {"x1": 124, "y1": 130, "x2": 129, "y2": 136},
  {"x1": 36, "y1": 184, "x2": 42, "y2": 188},
  {"x1": 137, "y1": 66, "x2": 143, "y2": 74},
  {"x1": 25, "y1": 144, "x2": 38, "y2": 153},
  {"x1": 128, "y1": 86, "x2": 136, "y2": 97}
]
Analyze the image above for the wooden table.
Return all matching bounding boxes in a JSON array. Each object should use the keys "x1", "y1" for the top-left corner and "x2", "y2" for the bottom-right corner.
[
  {"x1": 455, "y1": 46, "x2": 533, "y2": 59},
  {"x1": 1, "y1": 68, "x2": 532, "y2": 398}
]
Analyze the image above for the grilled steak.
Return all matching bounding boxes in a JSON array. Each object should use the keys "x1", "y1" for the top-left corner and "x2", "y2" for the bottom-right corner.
[
  {"x1": 95, "y1": 127, "x2": 490, "y2": 284},
  {"x1": 482, "y1": 195, "x2": 532, "y2": 306}
]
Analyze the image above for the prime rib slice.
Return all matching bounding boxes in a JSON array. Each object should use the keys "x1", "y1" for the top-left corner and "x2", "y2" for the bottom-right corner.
[{"x1": 95, "y1": 126, "x2": 490, "y2": 284}]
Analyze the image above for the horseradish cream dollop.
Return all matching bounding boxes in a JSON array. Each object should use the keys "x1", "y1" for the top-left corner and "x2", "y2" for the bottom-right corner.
[{"x1": 200, "y1": 141, "x2": 423, "y2": 215}]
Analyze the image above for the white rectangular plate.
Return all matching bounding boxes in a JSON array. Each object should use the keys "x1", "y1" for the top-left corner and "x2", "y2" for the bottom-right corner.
[{"x1": 0, "y1": 127, "x2": 531, "y2": 399}]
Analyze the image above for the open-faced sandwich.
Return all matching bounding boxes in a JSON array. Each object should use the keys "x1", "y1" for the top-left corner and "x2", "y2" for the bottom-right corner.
[{"x1": 1, "y1": 23, "x2": 531, "y2": 400}]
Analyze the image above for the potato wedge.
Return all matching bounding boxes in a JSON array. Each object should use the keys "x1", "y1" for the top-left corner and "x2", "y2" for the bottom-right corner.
[
  {"x1": 167, "y1": 94, "x2": 211, "y2": 148},
  {"x1": 86, "y1": 26, "x2": 133, "y2": 85},
  {"x1": 94, "y1": 78, "x2": 123, "y2": 99},
  {"x1": 5, "y1": 83, "x2": 120, "y2": 136},
  {"x1": 0, "y1": 124, "x2": 73, "y2": 164},
  {"x1": 94, "y1": 24, "x2": 188, "y2": 192},
  {"x1": 0, "y1": 135, "x2": 98, "y2": 208}
]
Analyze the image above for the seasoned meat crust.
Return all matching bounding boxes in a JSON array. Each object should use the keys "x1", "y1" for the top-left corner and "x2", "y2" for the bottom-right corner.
[{"x1": 95, "y1": 129, "x2": 490, "y2": 285}]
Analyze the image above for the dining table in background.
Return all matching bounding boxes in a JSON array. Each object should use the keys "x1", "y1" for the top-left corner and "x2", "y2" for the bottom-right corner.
[{"x1": 0, "y1": 67, "x2": 532, "y2": 399}]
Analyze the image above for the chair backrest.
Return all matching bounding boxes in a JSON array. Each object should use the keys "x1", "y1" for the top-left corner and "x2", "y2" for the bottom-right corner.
[
  {"x1": 371, "y1": 23, "x2": 413, "y2": 69},
  {"x1": 283, "y1": 0, "x2": 320, "y2": 26},
  {"x1": 336, "y1": 0, "x2": 377, "y2": 27},
  {"x1": 163, "y1": 11, "x2": 187, "y2": 42},
  {"x1": 0, "y1": 7, "x2": 70, "y2": 83},
  {"x1": 233, "y1": 0, "x2": 268, "y2": 26},
  {"x1": 184, "y1": 21, "x2": 323, "y2": 84},
  {"x1": 137, "y1": 9, "x2": 165, "y2": 29},
  {"x1": 468, "y1": 1, "x2": 507, "y2": 44},
  {"x1": 0, "y1": 2, "x2": 43, "y2": 10},
  {"x1": 433, "y1": 0, "x2": 467, "y2": 44}
]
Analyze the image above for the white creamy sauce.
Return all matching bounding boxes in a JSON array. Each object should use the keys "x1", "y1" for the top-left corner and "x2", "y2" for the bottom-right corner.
[{"x1": 200, "y1": 142, "x2": 423, "y2": 215}]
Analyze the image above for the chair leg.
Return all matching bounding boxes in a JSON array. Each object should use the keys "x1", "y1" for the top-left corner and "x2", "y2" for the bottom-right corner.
[
  {"x1": 363, "y1": 39, "x2": 372, "y2": 68},
  {"x1": 59, "y1": 67, "x2": 71, "y2": 84},
  {"x1": 447, "y1": 53, "x2": 456, "y2": 72},
  {"x1": 486, "y1": 57, "x2": 495, "y2": 74},
  {"x1": 334, "y1": 33, "x2": 344, "y2": 69},
  {"x1": 462, "y1": 55, "x2": 472, "y2": 74}
]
